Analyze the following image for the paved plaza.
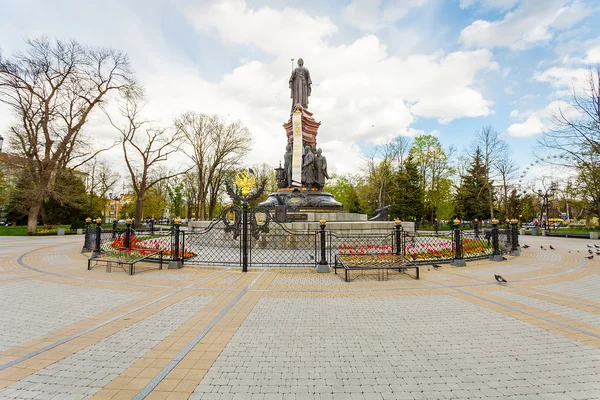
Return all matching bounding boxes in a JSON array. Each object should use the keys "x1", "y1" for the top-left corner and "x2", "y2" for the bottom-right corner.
[{"x1": 0, "y1": 236, "x2": 599, "y2": 399}]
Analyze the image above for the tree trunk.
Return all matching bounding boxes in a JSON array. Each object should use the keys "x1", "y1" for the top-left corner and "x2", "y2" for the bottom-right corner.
[
  {"x1": 135, "y1": 194, "x2": 144, "y2": 228},
  {"x1": 27, "y1": 203, "x2": 42, "y2": 234}
]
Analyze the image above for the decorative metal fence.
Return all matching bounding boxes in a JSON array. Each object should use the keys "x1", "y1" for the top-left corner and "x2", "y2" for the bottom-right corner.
[{"x1": 82, "y1": 216, "x2": 520, "y2": 269}]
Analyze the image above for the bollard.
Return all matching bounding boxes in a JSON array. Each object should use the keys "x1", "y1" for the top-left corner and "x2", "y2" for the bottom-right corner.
[
  {"x1": 491, "y1": 218, "x2": 502, "y2": 261},
  {"x1": 395, "y1": 219, "x2": 402, "y2": 256},
  {"x1": 451, "y1": 218, "x2": 466, "y2": 266},
  {"x1": 316, "y1": 219, "x2": 330, "y2": 273},
  {"x1": 169, "y1": 219, "x2": 183, "y2": 269},
  {"x1": 82, "y1": 217, "x2": 92, "y2": 252},
  {"x1": 511, "y1": 219, "x2": 520, "y2": 256},
  {"x1": 124, "y1": 219, "x2": 132, "y2": 249},
  {"x1": 92, "y1": 217, "x2": 103, "y2": 258}
]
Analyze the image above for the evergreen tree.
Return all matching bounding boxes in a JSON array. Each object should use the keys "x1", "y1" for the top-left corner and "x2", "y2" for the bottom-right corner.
[
  {"x1": 389, "y1": 157, "x2": 423, "y2": 221},
  {"x1": 455, "y1": 147, "x2": 491, "y2": 220}
]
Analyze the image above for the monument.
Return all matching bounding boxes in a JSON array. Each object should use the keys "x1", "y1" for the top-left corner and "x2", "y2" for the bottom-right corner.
[{"x1": 259, "y1": 59, "x2": 344, "y2": 216}]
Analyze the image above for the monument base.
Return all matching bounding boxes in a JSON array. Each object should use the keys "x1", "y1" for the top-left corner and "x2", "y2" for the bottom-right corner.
[{"x1": 258, "y1": 188, "x2": 344, "y2": 213}]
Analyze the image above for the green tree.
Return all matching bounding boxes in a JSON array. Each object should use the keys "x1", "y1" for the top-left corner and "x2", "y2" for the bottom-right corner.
[
  {"x1": 408, "y1": 135, "x2": 454, "y2": 222},
  {"x1": 45, "y1": 172, "x2": 88, "y2": 224},
  {"x1": 167, "y1": 181, "x2": 184, "y2": 218},
  {"x1": 389, "y1": 157, "x2": 423, "y2": 221},
  {"x1": 325, "y1": 174, "x2": 362, "y2": 213},
  {"x1": 455, "y1": 147, "x2": 491, "y2": 220}
]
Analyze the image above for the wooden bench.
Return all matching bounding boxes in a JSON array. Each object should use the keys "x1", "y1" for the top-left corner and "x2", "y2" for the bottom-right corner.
[
  {"x1": 334, "y1": 253, "x2": 419, "y2": 282},
  {"x1": 88, "y1": 248, "x2": 164, "y2": 276}
]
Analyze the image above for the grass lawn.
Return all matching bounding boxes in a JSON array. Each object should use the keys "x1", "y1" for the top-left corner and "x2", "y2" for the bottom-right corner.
[{"x1": 0, "y1": 225, "x2": 74, "y2": 236}]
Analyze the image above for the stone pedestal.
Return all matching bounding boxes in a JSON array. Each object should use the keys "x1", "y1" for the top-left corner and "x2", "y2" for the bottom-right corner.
[
  {"x1": 168, "y1": 260, "x2": 183, "y2": 269},
  {"x1": 590, "y1": 232, "x2": 598, "y2": 240}
]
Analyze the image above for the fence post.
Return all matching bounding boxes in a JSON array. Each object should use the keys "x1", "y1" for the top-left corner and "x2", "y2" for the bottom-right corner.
[
  {"x1": 451, "y1": 218, "x2": 466, "y2": 266},
  {"x1": 511, "y1": 219, "x2": 520, "y2": 256},
  {"x1": 395, "y1": 219, "x2": 402, "y2": 256},
  {"x1": 242, "y1": 201, "x2": 249, "y2": 272},
  {"x1": 316, "y1": 219, "x2": 330, "y2": 273},
  {"x1": 491, "y1": 218, "x2": 503, "y2": 261},
  {"x1": 169, "y1": 218, "x2": 183, "y2": 269},
  {"x1": 92, "y1": 217, "x2": 103, "y2": 258},
  {"x1": 124, "y1": 218, "x2": 132, "y2": 249},
  {"x1": 474, "y1": 218, "x2": 479, "y2": 238},
  {"x1": 82, "y1": 217, "x2": 92, "y2": 252}
]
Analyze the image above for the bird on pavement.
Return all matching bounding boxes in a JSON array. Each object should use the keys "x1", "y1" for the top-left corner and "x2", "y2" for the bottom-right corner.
[
  {"x1": 549, "y1": 245, "x2": 555, "y2": 250},
  {"x1": 433, "y1": 264, "x2": 442, "y2": 269},
  {"x1": 495, "y1": 274, "x2": 507, "y2": 283},
  {"x1": 522, "y1": 244, "x2": 530, "y2": 249},
  {"x1": 587, "y1": 245, "x2": 592, "y2": 248},
  {"x1": 540, "y1": 245, "x2": 545, "y2": 250},
  {"x1": 585, "y1": 255, "x2": 594, "y2": 260},
  {"x1": 502, "y1": 256, "x2": 508, "y2": 261},
  {"x1": 589, "y1": 249, "x2": 593, "y2": 254},
  {"x1": 595, "y1": 245, "x2": 600, "y2": 248},
  {"x1": 596, "y1": 252, "x2": 600, "y2": 256}
]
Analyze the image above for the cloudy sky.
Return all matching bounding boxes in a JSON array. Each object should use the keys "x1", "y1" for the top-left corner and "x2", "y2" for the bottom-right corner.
[{"x1": 1, "y1": 0, "x2": 599, "y2": 178}]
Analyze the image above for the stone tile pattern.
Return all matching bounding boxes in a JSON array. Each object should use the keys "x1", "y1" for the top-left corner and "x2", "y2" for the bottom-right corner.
[
  {"x1": 271, "y1": 273, "x2": 412, "y2": 285},
  {"x1": 192, "y1": 296, "x2": 600, "y2": 399},
  {"x1": 539, "y1": 275, "x2": 600, "y2": 302},
  {"x1": 493, "y1": 291, "x2": 600, "y2": 327},
  {"x1": 465, "y1": 264, "x2": 540, "y2": 277},
  {"x1": 142, "y1": 272, "x2": 198, "y2": 281},
  {"x1": 0, "y1": 295, "x2": 212, "y2": 399},
  {"x1": 0, "y1": 280, "x2": 144, "y2": 352},
  {"x1": 220, "y1": 275, "x2": 242, "y2": 285}
]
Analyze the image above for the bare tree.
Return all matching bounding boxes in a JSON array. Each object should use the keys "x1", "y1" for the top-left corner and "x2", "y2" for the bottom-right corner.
[
  {"x1": 107, "y1": 97, "x2": 189, "y2": 226},
  {"x1": 471, "y1": 126, "x2": 508, "y2": 219},
  {"x1": 540, "y1": 67, "x2": 600, "y2": 216},
  {"x1": 495, "y1": 155, "x2": 519, "y2": 216},
  {"x1": 175, "y1": 112, "x2": 252, "y2": 220},
  {"x1": 0, "y1": 38, "x2": 136, "y2": 232}
]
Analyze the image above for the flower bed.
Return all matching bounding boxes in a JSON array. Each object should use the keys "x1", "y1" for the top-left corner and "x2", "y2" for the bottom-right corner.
[{"x1": 109, "y1": 235, "x2": 196, "y2": 259}]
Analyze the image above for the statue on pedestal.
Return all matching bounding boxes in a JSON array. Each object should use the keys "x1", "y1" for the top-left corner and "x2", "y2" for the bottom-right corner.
[
  {"x1": 314, "y1": 148, "x2": 329, "y2": 190},
  {"x1": 260, "y1": 58, "x2": 343, "y2": 211},
  {"x1": 283, "y1": 143, "x2": 292, "y2": 187},
  {"x1": 289, "y1": 58, "x2": 312, "y2": 113},
  {"x1": 301, "y1": 144, "x2": 316, "y2": 189}
]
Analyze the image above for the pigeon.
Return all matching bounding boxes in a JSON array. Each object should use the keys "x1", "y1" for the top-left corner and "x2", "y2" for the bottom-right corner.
[
  {"x1": 595, "y1": 245, "x2": 600, "y2": 249},
  {"x1": 502, "y1": 256, "x2": 508, "y2": 261},
  {"x1": 589, "y1": 249, "x2": 594, "y2": 254},
  {"x1": 495, "y1": 274, "x2": 507, "y2": 283},
  {"x1": 522, "y1": 244, "x2": 530, "y2": 249},
  {"x1": 433, "y1": 264, "x2": 442, "y2": 269},
  {"x1": 585, "y1": 255, "x2": 594, "y2": 260},
  {"x1": 549, "y1": 245, "x2": 555, "y2": 250},
  {"x1": 540, "y1": 245, "x2": 545, "y2": 249},
  {"x1": 587, "y1": 245, "x2": 592, "y2": 248},
  {"x1": 596, "y1": 252, "x2": 600, "y2": 256}
]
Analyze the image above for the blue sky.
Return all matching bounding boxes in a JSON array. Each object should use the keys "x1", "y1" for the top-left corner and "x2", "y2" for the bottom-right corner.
[{"x1": 1, "y1": 0, "x2": 599, "y2": 177}]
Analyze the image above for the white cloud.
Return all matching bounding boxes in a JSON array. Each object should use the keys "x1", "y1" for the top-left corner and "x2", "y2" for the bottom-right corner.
[
  {"x1": 460, "y1": 0, "x2": 592, "y2": 49},
  {"x1": 341, "y1": 0, "x2": 429, "y2": 32},
  {"x1": 459, "y1": 0, "x2": 519, "y2": 11},
  {"x1": 507, "y1": 100, "x2": 572, "y2": 136},
  {"x1": 533, "y1": 66, "x2": 588, "y2": 89}
]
